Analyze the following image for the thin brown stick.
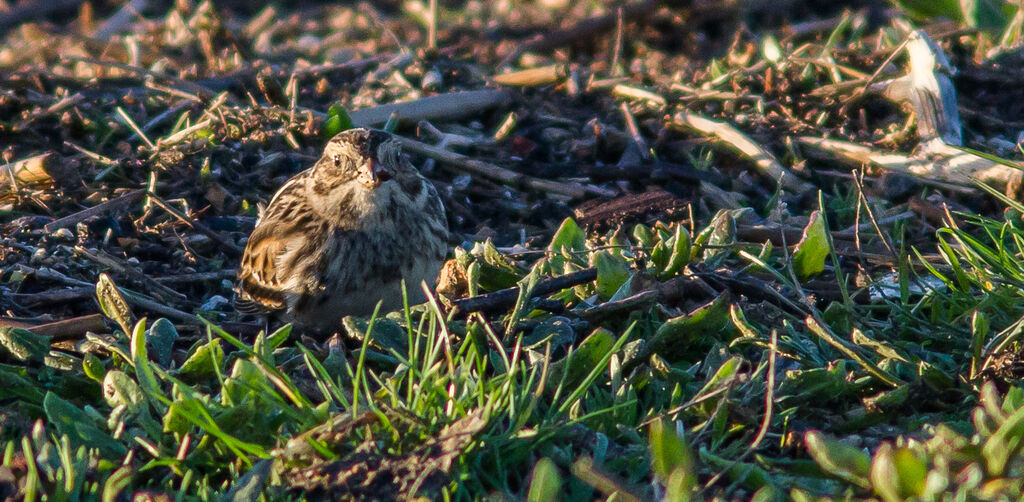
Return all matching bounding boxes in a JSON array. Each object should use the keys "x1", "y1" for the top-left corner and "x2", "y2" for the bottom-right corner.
[
  {"x1": 43, "y1": 189, "x2": 146, "y2": 233},
  {"x1": 398, "y1": 137, "x2": 589, "y2": 198},
  {"x1": 32, "y1": 314, "x2": 107, "y2": 340},
  {"x1": 0, "y1": 0, "x2": 84, "y2": 31},
  {"x1": 153, "y1": 270, "x2": 238, "y2": 283},
  {"x1": 348, "y1": 90, "x2": 512, "y2": 127},
  {"x1": 74, "y1": 246, "x2": 188, "y2": 304},
  {"x1": 64, "y1": 55, "x2": 216, "y2": 100},
  {"x1": 670, "y1": 110, "x2": 815, "y2": 193},
  {"x1": 146, "y1": 193, "x2": 244, "y2": 255},
  {"x1": 491, "y1": 65, "x2": 565, "y2": 87},
  {"x1": 499, "y1": 0, "x2": 658, "y2": 66},
  {"x1": 451, "y1": 268, "x2": 598, "y2": 314}
]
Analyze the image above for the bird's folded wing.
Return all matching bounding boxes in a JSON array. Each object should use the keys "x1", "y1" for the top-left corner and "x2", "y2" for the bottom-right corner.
[{"x1": 235, "y1": 231, "x2": 296, "y2": 313}]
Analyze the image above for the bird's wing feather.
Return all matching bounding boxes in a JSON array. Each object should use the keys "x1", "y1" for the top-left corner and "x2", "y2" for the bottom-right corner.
[{"x1": 235, "y1": 175, "x2": 319, "y2": 313}]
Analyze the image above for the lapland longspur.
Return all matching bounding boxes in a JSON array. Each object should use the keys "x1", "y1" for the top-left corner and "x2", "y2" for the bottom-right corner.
[{"x1": 235, "y1": 128, "x2": 448, "y2": 334}]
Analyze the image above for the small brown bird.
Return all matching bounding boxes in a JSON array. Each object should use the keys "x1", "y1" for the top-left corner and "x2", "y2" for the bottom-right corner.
[{"x1": 235, "y1": 128, "x2": 448, "y2": 334}]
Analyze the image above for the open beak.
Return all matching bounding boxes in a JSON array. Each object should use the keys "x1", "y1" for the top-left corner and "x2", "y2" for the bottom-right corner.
[{"x1": 360, "y1": 160, "x2": 393, "y2": 187}]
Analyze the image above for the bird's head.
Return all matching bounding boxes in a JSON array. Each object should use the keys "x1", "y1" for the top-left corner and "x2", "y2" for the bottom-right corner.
[
  {"x1": 313, "y1": 128, "x2": 400, "y2": 190},
  {"x1": 307, "y1": 128, "x2": 409, "y2": 224}
]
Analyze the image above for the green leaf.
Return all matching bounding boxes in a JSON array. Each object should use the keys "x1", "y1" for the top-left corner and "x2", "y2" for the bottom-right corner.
[
  {"x1": 982, "y1": 399, "x2": 1024, "y2": 475},
  {"x1": 130, "y1": 319, "x2": 165, "y2": 408},
  {"x1": 633, "y1": 223, "x2": 655, "y2": 247},
  {"x1": 146, "y1": 318, "x2": 178, "y2": 368},
  {"x1": 507, "y1": 263, "x2": 543, "y2": 332},
  {"x1": 892, "y1": 447, "x2": 927, "y2": 496},
  {"x1": 343, "y1": 316, "x2": 408, "y2": 354},
  {"x1": 869, "y1": 443, "x2": 902, "y2": 502},
  {"x1": 592, "y1": 250, "x2": 630, "y2": 300},
  {"x1": 547, "y1": 328, "x2": 615, "y2": 394},
  {"x1": 960, "y1": 0, "x2": 1009, "y2": 31},
  {"x1": 646, "y1": 293, "x2": 733, "y2": 362},
  {"x1": 548, "y1": 218, "x2": 586, "y2": 254},
  {"x1": 659, "y1": 224, "x2": 692, "y2": 279},
  {"x1": 805, "y1": 430, "x2": 871, "y2": 489},
  {"x1": 267, "y1": 323, "x2": 292, "y2": 348},
  {"x1": 792, "y1": 210, "x2": 829, "y2": 279},
  {"x1": 175, "y1": 338, "x2": 224, "y2": 382},
  {"x1": 527, "y1": 458, "x2": 562, "y2": 502},
  {"x1": 323, "y1": 103, "x2": 352, "y2": 137},
  {"x1": 96, "y1": 273, "x2": 132, "y2": 334},
  {"x1": 469, "y1": 240, "x2": 522, "y2": 291},
  {"x1": 649, "y1": 418, "x2": 695, "y2": 495},
  {"x1": 102, "y1": 370, "x2": 146, "y2": 413},
  {"x1": 83, "y1": 353, "x2": 106, "y2": 382},
  {"x1": 44, "y1": 392, "x2": 126, "y2": 460},
  {"x1": 893, "y1": 0, "x2": 963, "y2": 22},
  {"x1": 693, "y1": 209, "x2": 738, "y2": 266},
  {"x1": 0, "y1": 327, "x2": 50, "y2": 362},
  {"x1": 0, "y1": 366, "x2": 46, "y2": 402}
]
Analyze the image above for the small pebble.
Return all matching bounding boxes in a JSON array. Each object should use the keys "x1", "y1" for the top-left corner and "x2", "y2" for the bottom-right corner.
[
  {"x1": 421, "y1": 69, "x2": 443, "y2": 91},
  {"x1": 30, "y1": 247, "x2": 47, "y2": 265},
  {"x1": 200, "y1": 295, "x2": 231, "y2": 311},
  {"x1": 452, "y1": 174, "x2": 472, "y2": 190},
  {"x1": 50, "y1": 228, "x2": 74, "y2": 241}
]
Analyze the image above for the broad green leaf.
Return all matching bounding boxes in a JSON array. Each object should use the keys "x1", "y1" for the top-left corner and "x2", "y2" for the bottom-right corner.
[
  {"x1": 870, "y1": 443, "x2": 902, "y2": 502},
  {"x1": 175, "y1": 338, "x2": 224, "y2": 382},
  {"x1": 323, "y1": 104, "x2": 352, "y2": 137},
  {"x1": 660, "y1": 224, "x2": 692, "y2": 279},
  {"x1": 960, "y1": 0, "x2": 1010, "y2": 31},
  {"x1": 649, "y1": 418, "x2": 695, "y2": 488},
  {"x1": 527, "y1": 458, "x2": 561, "y2": 502},
  {"x1": 343, "y1": 316, "x2": 408, "y2": 354},
  {"x1": 468, "y1": 240, "x2": 521, "y2": 291},
  {"x1": 0, "y1": 366, "x2": 46, "y2": 402},
  {"x1": 268, "y1": 323, "x2": 292, "y2": 348},
  {"x1": 982, "y1": 400, "x2": 1024, "y2": 475},
  {"x1": 893, "y1": 0, "x2": 963, "y2": 22},
  {"x1": 44, "y1": 392, "x2": 126, "y2": 460},
  {"x1": 646, "y1": 293, "x2": 733, "y2": 362},
  {"x1": 102, "y1": 370, "x2": 145, "y2": 413},
  {"x1": 693, "y1": 210, "x2": 738, "y2": 266},
  {"x1": 83, "y1": 353, "x2": 106, "y2": 382},
  {"x1": 633, "y1": 223, "x2": 655, "y2": 247},
  {"x1": 548, "y1": 218, "x2": 586, "y2": 253},
  {"x1": 870, "y1": 443, "x2": 928, "y2": 501},
  {"x1": 0, "y1": 327, "x2": 50, "y2": 362},
  {"x1": 547, "y1": 328, "x2": 615, "y2": 393},
  {"x1": 130, "y1": 319, "x2": 164, "y2": 407},
  {"x1": 592, "y1": 250, "x2": 630, "y2": 300},
  {"x1": 792, "y1": 210, "x2": 829, "y2": 279},
  {"x1": 805, "y1": 430, "x2": 871, "y2": 489},
  {"x1": 146, "y1": 318, "x2": 178, "y2": 368},
  {"x1": 892, "y1": 447, "x2": 927, "y2": 496},
  {"x1": 96, "y1": 273, "x2": 132, "y2": 334}
]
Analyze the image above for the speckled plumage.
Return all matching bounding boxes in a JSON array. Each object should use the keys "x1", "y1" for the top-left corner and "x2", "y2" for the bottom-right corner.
[{"x1": 235, "y1": 128, "x2": 448, "y2": 334}]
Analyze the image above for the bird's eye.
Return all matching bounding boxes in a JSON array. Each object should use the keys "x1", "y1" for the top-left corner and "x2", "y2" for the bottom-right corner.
[{"x1": 333, "y1": 154, "x2": 340, "y2": 167}]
